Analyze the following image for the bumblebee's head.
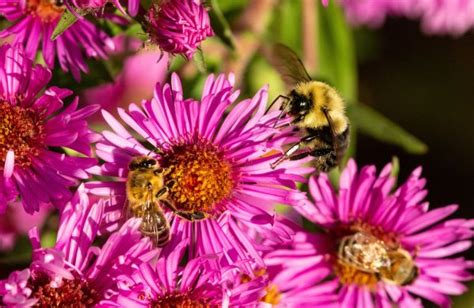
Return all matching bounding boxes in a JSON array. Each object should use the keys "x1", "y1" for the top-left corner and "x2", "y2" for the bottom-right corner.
[
  {"x1": 285, "y1": 90, "x2": 313, "y2": 118},
  {"x1": 129, "y1": 156, "x2": 158, "y2": 171}
]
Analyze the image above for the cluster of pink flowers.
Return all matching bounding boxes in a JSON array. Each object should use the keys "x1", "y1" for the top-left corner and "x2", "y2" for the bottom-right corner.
[
  {"x1": 0, "y1": 1, "x2": 472, "y2": 307},
  {"x1": 340, "y1": 0, "x2": 474, "y2": 36}
]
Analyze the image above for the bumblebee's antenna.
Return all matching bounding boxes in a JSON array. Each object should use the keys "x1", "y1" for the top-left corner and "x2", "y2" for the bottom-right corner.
[
  {"x1": 269, "y1": 95, "x2": 290, "y2": 129},
  {"x1": 265, "y1": 94, "x2": 289, "y2": 114}
]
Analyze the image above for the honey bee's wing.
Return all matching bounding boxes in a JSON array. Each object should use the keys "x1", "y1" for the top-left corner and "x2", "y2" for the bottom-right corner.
[
  {"x1": 140, "y1": 194, "x2": 161, "y2": 242},
  {"x1": 263, "y1": 43, "x2": 312, "y2": 88}
]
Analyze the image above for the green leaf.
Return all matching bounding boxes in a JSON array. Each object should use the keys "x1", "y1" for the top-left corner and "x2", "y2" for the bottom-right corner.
[
  {"x1": 317, "y1": 1, "x2": 357, "y2": 101},
  {"x1": 347, "y1": 104, "x2": 428, "y2": 154},
  {"x1": 208, "y1": 0, "x2": 237, "y2": 50},
  {"x1": 52, "y1": 9, "x2": 88, "y2": 40},
  {"x1": 272, "y1": 0, "x2": 301, "y2": 51},
  {"x1": 193, "y1": 48, "x2": 208, "y2": 73}
]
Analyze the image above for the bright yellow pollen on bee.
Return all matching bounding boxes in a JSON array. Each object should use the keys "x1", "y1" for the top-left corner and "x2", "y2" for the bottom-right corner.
[
  {"x1": 28, "y1": 0, "x2": 64, "y2": 23},
  {"x1": 162, "y1": 141, "x2": 235, "y2": 216},
  {"x1": 0, "y1": 103, "x2": 45, "y2": 169}
]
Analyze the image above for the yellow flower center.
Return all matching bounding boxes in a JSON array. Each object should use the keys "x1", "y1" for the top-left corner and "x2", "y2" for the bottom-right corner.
[
  {"x1": 161, "y1": 141, "x2": 235, "y2": 218},
  {"x1": 28, "y1": 0, "x2": 65, "y2": 23},
  {"x1": 0, "y1": 103, "x2": 45, "y2": 169}
]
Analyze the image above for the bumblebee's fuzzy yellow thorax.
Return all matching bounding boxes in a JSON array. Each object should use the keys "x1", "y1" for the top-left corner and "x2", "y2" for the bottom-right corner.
[{"x1": 294, "y1": 81, "x2": 348, "y2": 133}]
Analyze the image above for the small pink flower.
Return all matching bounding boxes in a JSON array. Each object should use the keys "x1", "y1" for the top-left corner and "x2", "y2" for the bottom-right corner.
[
  {"x1": 0, "y1": 45, "x2": 100, "y2": 213},
  {"x1": 147, "y1": 0, "x2": 214, "y2": 59}
]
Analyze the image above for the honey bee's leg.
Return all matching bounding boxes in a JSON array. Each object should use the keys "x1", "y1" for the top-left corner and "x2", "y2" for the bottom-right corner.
[
  {"x1": 155, "y1": 181, "x2": 176, "y2": 199},
  {"x1": 161, "y1": 200, "x2": 206, "y2": 221},
  {"x1": 165, "y1": 180, "x2": 176, "y2": 189}
]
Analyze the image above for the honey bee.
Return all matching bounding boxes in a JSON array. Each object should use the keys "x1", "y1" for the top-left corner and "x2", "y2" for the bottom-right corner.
[
  {"x1": 126, "y1": 156, "x2": 206, "y2": 246},
  {"x1": 264, "y1": 43, "x2": 350, "y2": 172},
  {"x1": 338, "y1": 232, "x2": 418, "y2": 286}
]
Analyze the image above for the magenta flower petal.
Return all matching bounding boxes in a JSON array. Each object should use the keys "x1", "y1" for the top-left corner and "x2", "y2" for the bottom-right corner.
[{"x1": 0, "y1": 45, "x2": 99, "y2": 213}]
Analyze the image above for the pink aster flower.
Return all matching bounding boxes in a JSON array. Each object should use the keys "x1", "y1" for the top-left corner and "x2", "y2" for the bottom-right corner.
[
  {"x1": 147, "y1": 0, "x2": 214, "y2": 59},
  {"x1": 0, "y1": 186, "x2": 155, "y2": 307},
  {"x1": 87, "y1": 73, "x2": 310, "y2": 272},
  {"x1": 0, "y1": 0, "x2": 114, "y2": 80},
  {"x1": 101, "y1": 240, "x2": 265, "y2": 307},
  {"x1": 292, "y1": 159, "x2": 474, "y2": 307},
  {"x1": 340, "y1": 0, "x2": 474, "y2": 36},
  {"x1": 0, "y1": 44, "x2": 99, "y2": 214}
]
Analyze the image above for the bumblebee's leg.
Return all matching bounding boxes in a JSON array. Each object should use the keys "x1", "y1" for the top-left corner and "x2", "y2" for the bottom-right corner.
[
  {"x1": 287, "y1": 148, "x2": 332, "y2": 161},
  {"x1": 270, "y1": 135, "x2": 320, "y2": 169},
  {"x1": 308, "y1": 148, "x2": 333, "y2": 158}
]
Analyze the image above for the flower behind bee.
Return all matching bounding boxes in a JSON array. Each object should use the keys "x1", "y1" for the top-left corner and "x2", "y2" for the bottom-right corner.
[
  {"x1": 341, "y1": 0, "x2": 474, "y2": 36},
  {"x1": 87, "y1": 72, "x2": 312, "y2": 272},
  {"x1": 0, "y1": 44, "x2": 100, "y2": 214}
]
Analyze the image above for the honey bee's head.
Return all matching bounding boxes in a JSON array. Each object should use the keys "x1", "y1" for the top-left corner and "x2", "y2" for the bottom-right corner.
[{"x1": 128, "y1": 156, "x2": 159, "y2": 171}]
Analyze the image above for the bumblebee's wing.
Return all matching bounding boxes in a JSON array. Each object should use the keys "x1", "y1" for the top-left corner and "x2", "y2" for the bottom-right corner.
[{"x1": 263, "y1": 43, "x2": 312, "y2": 88}]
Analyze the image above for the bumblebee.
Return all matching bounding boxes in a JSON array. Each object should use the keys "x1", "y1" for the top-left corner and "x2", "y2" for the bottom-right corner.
[
  {"x1": 264, "y1": 43, "x2": 350, "y2": 172},
  {"x1": 126, "y1": 156, "x2": 205, "y2": 247},
  {"x1": 338, "y1": 232, "x2": 418, "y2": 286}
]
